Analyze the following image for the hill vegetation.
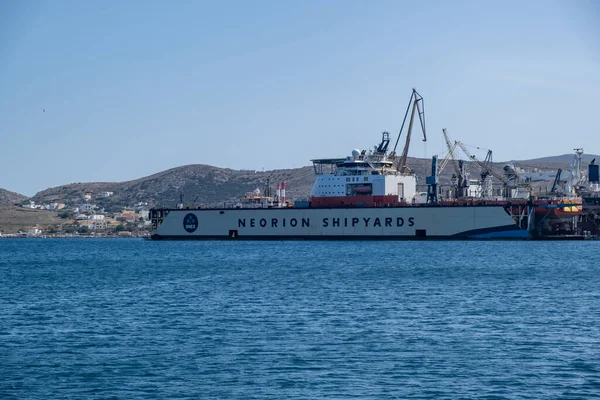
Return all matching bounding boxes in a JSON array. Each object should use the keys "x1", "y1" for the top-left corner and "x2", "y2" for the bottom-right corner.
[
  {"x1": 0, "y1": 188, "x2": 28, "y2": 206},
  {"x1": 30, "y1": 164, "x2": 317, "y2": 211},
  {"x1": 28, "y1": 154, "x2": 599, "y2": 210},
  {"x1": 0, "y1": 152, "x2": 596, "y2": 234},
  {"x1": 515, "y1": 154, "x2": 598, "y2": 164},
  {"x1": 0, "y1": 205, "x2": 61, "y2": 234}
]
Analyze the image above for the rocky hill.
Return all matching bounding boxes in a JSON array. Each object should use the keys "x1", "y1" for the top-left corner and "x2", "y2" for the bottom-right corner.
[
  {"x1": 0, "y1": 205, "x2": 61, "y2": 234},
  {"x1": 29, "y1": 158, "x2": 435, "y2": 210},
  {"x1": 31, "y1": 164, "x2": 317, "y2": 211},
  {"x1": 27, "y1": 153, "x2": 596, "y2": 211},
  {"x1": 515, "y1": 154, "x2": 599, "y2": 164},
  {"x1": 0, "y1": 188, "x2": 28, "y2": 206},
  {"x1": 2, "y1": 154, "x2": 593, "y2": 234}
]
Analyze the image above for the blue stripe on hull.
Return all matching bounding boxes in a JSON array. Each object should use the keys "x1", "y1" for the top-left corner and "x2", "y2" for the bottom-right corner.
[
  {"x1": 453, "y1": 224, "x2": 528, "y2": 239},
  {"x1": 151, "y1": 225, "x2": 529, "y2": 241},
  {"x1": 151, "y1": 235, "x2": 522, "y2": 241},
  {"x1": 469, "y1": 230, "x2": 529, "y2": 239}
]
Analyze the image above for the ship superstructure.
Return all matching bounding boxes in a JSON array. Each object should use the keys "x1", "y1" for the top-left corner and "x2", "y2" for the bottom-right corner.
[{"x1": 310, "y1": 132, "x2": 417, "y2": 208}]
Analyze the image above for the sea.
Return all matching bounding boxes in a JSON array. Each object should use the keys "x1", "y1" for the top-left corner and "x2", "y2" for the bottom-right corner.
[{"x1": 1, "y1": 239, "x2": 599, "y2": 399}]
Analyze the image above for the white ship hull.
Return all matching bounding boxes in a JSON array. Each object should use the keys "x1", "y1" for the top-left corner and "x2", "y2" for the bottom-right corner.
[{"x1": 150, "y1": 206, "x2": 528, "y2": 240}]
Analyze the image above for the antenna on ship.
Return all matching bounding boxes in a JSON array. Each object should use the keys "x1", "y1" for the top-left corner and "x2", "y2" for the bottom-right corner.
[
  {"x1": 375, "y1": 131, "x2": 390, "y2": 154},
  {"x1": 390, "y1": 89, "x2": 427, "y2": 173}
]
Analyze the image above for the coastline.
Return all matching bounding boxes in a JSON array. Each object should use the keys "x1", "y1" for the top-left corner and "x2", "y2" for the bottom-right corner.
[{"x1": 0, "y1": 233, "x2": 149, "y2": 239}]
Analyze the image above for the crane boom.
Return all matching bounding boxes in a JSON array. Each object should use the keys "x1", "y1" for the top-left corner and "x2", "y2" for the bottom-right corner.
[
  {"x1": 437, "y1": 142, "x2": 458, "y2": 174},
  {"x1": 391, "y1": 89, "x2": 427, "y2": 173},
  {"x1": 441, "y1": 128, "x2": 461, "y2": 179},
  {"x1": 551, "y1": 169, "x2": 563, "y2": 193},
  {"x1": 456, "y1": 141, "x2": 507, "y2": 184}
]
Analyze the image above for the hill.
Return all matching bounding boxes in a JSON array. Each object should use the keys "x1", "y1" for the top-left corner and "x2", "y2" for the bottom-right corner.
[
  {"x1": 0, "y1": 205, "x2": 61, "y2": 234},
  {"x1": 25, "y1": 153, "x2": 595, "y2": 211},
  {"x1": 28, "y1": 158, "x2": 434, "y2": 210},
  {"x1": 0, "y1": 188, "x2": 28, "y2": 206},
  {"x1": 515, "y1": 154, "x2": 600, "y2": 165},
  {"x1": 30, "y1": 164, "x2": 317, "y2": 211}
]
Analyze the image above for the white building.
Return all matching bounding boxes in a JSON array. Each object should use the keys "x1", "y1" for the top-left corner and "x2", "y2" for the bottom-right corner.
[
  {"x1": 47, "y1": 203, "x2": 66, "y2": 211},
  {"x1": 22, "y1": 201, "x2": 37, "y2": 208},
  {"x1": 22, "y1": 228, "x2": 42, "y2": 236},
  {"x1": 100, "y1": 191, "x2": 114, "y2": 198},
  {"x1": 80, "y1": 203, "x2": 96, "y2": 212},
  {"x1": 93, "y1": 220, "x2": 107, "y2": 230},
  {"x1": 88, "y1": 215, "x2": 105, "y2": 220}
]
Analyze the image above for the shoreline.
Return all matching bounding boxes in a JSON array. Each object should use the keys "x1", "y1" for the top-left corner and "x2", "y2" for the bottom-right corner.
[{"x1": 0, "y1": 233, "x2": 150, "y2": 239}]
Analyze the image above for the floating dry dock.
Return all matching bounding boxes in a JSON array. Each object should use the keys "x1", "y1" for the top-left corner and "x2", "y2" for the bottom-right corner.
[{"x1": 150, "y1": 90, "x2": 599, "y2": 241}]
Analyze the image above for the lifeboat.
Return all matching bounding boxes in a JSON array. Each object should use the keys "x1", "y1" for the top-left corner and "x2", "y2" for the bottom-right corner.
[{"x1": 353, "y1": 185, "x2": 372, "y2": 194}]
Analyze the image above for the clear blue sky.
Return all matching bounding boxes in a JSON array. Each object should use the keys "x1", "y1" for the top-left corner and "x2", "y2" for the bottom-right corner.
[{"x1": 1, "y1": 0, "x2": 598, "y2": 196}]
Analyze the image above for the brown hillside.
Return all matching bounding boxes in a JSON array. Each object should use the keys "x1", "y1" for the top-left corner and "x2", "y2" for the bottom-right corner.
[
  {"x1": 0, "y1": 205, "x2": 61, "y2": 234},
  {"x1": 31, "y1": 164, "x2": 318, "y2": 211},
  {"x1": 0, "y1": 188, "x2": 28, "y2": 206},
  {"x1": 28, "y1": 156, "x2": 579, "y2": 211}
]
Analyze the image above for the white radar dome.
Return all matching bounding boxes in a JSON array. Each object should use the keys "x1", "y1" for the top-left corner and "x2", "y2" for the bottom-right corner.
[{"x1": 351, "y1": 149, "x2": 361, "y2": 158}]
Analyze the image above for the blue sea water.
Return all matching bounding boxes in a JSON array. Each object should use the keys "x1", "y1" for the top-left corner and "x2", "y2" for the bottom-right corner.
[{"x1": 1, "y1": 239, "x2": 599, "y2": 399}]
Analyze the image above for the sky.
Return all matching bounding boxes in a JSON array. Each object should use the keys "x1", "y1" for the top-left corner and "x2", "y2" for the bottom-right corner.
[{"x1": 1, "y1": 0, "x2": 598, "y2": 196}]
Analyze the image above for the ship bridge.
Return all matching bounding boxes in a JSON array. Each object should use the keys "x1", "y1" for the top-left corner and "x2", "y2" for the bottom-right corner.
[
  {"x1": 311, "y1": 158, "x2": 346, "y2": 175},
  {"x1": 311, "y1": 155, "x2": 396, "y2": 177},
  {"x1": 310, "y1": 150, "x2": 416, "y2": 205}
]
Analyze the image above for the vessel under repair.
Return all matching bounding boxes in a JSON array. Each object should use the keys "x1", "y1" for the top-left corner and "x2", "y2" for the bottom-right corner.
[{"x1": 150, "y1": 90, "x2": 593, "y2": 240}]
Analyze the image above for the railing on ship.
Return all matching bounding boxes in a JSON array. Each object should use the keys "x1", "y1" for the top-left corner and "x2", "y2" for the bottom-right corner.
[{"x1": 149, "y1": 196, "x2": 582, "y2": 213}]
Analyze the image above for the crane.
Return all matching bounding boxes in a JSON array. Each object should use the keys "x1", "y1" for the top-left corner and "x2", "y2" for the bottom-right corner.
[
  {"x1": 551, "y1": 169, "x2": 563, "y2": 194},
  {"x1": 564, "y1": 148, "x2": 584, "y2": 196},
  {"x1": 426, "y1": 155, "x2": 438, "y2": 203},
  {"x1": 441, "y1": 129, "x2": 461, "y2": 179},
  {"x1": 439, "y1": 128, "x2": 472, "y2": 197},
  {"x1": 437, "y1": 141, "x2": 459, "y2": 174},
  {"x1": 456, "y1": 141, "x2": 507, "y2": 185},
  {"x1": 390, "y1": 89, "x2": 427, "y2": 173}
]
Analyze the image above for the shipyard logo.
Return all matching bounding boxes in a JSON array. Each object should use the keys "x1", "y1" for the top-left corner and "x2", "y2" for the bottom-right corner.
[{"x1": 183, "y1": 213, "x2": 198, "y2": 233}]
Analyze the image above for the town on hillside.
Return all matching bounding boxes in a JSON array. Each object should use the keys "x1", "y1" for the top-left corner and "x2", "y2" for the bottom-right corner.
[{"x1": 1, "y1": 191, "x2": 150, "y2": 238}]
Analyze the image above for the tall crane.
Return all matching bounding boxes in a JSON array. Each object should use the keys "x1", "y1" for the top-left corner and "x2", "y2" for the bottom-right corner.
[
  {"x1": 564, "y1": 148, "x2": 584, "y2": 196},
  {"x1": 439, "y1": 128, "x2": 471, "y2": 197},
  {"x1": 441, "y1": 129, "x2": 461, "y2": 179},
  {"x1": 436, "y1": 142, "x2": 468, "y2": 195},
  {"x1": 390, "y1": 89, "x2": 427, "y2": 173},
  {"x1": 551, "y1": 169, "x2": 563, "y2": 194},
  {"x1": 437, "y1": 141, "x2": 459, "y2": 174},
  {"x1": 426, "y1": 155, "x2": 438, "y2": 203},
  {"x1": 456, "y1": 141, "x2": 507, "y2": 185}
]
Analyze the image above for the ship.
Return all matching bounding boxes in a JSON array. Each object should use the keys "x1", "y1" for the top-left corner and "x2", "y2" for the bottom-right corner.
[{"x1": 149, "y1": 89, "x2": 549, "y2": 240}]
